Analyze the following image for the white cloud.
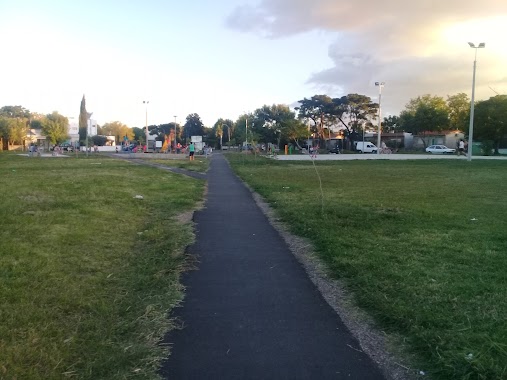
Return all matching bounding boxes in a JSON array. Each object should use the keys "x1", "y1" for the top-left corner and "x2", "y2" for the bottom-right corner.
[{"x1": 227, "y1": 0, "x2": 507, "y2": 113}]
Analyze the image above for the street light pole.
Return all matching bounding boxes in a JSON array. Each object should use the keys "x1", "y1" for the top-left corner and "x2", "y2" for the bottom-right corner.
[
  {"x1": 143, "y1": 101, "x2": 149, "y2": 152},
  {"x1": 375, "y1": 82, "x2": 385, "y2": 155},
  {"x1": 467, "y1": 42, "x2": 485, "y2": 162}
]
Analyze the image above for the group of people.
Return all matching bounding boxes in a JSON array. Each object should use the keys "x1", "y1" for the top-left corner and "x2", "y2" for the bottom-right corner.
[{"x1": 28, "y1": 144, "x2": 40, "y2": 157}]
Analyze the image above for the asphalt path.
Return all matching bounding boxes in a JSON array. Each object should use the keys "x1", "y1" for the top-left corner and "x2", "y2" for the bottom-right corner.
[{"x1": 160, "y1": 154, "x2": 385, "y2": 380}]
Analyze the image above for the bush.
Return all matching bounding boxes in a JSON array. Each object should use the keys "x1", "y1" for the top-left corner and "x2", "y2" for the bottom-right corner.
[{"x1": 481, "y1": 140, "x2": 494, "y2": 156}]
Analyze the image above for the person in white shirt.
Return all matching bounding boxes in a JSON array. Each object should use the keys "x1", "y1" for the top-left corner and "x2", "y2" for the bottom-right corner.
[{"x1": 458, "y1": 139, "x2": 465, "y2": 156}]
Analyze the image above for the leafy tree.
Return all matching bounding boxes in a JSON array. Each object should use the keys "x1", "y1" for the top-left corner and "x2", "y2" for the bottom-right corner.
[
  {"x1": 215, "y1": 123, "x2": 223, "y2": 147},
  {"x1": 79, "y1": 95, "x2": 91, "y2": 145},
  {"x1": 0, "y1": 116, "x2": 28, "y2": 146},
  {"x1": 41, "y1": 112, "x2": 69, "y2": 145},
  {"x1": 213, "y1": 119, "x2": 225, "y2": 147},
  {"x1": 399, "y1": 95, "x2": 450, "y2": 147},
  {"x1": 132, "y1": 127, "x2": 145, "y2": 143},
  {"x1": 447, "y1": 93, "x2": 470, "y2": 133},
  {"x1": 252, "y1": 104, "x2": 303, "y2": 147},
  {"x1": 0, "y1": 106, "x2": 32, "y2": 149},
  {"x1": 29, "y1": 114, "x2": 45, "y2": 130},
  {"x1": 183, "y1": 113, "x2": 205, "y2": 142},
  {"x1": 212, "y1": 118, "x2": 235, "y2": 147},
  {"x1": 203, "y1": 126, "x2": 217, "y2": 147},
  {"x1": 382, "y1": 115, "x2": 402, "y2": 133},
  {"x1": 0, "y1": 106, "x2": 32, "y2": 150},
  {"x1": 0, "y1": 105, "x2": 30, "y2": 118},
  {"x1": 149, "y1": 123, "x2": 176, "y2": 143},
  {"x1": 474, "y1": 95, "x2": 507, "y2": 154},
  {"x1": 337, "y1": 94, "x2": 378, "y2": 136},
  {"x1": 224, "y1": 119, "x2": 236, "y2": 144},
  {"x1": 234, "y1": 113, "x2": 253, "y2": 144},
  {"x1": 279, "y1": 118, "x2": 308, "y2": 148},
  {"x1": 91, "y1": 135, "x2": 108, "y2": 146},
  {"x1": 296, "y1": 95, "x2": 338, "y2": 140},
  {"x1": 100, "y1": 121, "x2": 133, "y2": 144}
]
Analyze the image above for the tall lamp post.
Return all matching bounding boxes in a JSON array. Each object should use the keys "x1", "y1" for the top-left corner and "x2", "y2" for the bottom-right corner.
[
  {"x1": 467, "y1": 42, "x2": 485, "y2": 162},
  {"x1": 143, "y1": 100, "x2": 149, "y2": 151},
  {"x1": 375, "y1": 82, "x2": 385, "y2": 155}
]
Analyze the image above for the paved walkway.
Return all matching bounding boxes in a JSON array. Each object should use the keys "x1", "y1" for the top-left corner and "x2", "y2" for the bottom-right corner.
[{"x1": 160, "y1": 154, "x2": 385, "y2": 379}]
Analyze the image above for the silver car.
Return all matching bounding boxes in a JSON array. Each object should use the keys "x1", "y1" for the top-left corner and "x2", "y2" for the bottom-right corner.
[{"x1": 425, "y1": 145, "x2": 456, "y2": 154}]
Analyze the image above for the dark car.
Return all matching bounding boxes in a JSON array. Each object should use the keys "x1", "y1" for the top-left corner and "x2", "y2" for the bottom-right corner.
[
  {"x1": 60, "y1": 143, "x2": 75, "y2": 152},
  {"x1": 328, "y1": 146, "x2": 340, "y2": 154},
  {"x1": 51, "y1": 143, "x2": 74, "y2": 152}
]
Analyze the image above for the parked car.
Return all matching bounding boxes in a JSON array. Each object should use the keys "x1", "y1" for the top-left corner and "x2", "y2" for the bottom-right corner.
[
  {"x1": 61, "y1": 143, "x2": 75, "y2": 152},
  {"x1": 355, "y1": 141, "x2": 378, "y2": 153},
  {"x1": 51, "y1": 143, "x2": 74, "y2": 152},
  {"x1": 425, "y1": 145, "x2": 456, "y2": 154}
]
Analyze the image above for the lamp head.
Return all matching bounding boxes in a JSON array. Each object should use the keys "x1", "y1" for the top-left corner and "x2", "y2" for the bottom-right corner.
[{"x1": 469, "y1": 42, "x2": 486, "y2": 48}]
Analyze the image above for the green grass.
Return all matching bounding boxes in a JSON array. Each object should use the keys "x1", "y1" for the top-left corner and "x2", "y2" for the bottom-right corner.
[
  {"x1": 0, "y1": 153, "x2": 205, "y2": 379},
  {"x1": 227, "y1": 154, "x2": 507, "y2": 380},
  {"x1": 150, "y1": 157, "x2": 210, "y2": 173}
]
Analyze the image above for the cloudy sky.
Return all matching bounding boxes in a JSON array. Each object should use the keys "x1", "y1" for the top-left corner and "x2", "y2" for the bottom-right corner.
[{"x1": 1, "y1": 0, "x2": 505, "y2": 128}]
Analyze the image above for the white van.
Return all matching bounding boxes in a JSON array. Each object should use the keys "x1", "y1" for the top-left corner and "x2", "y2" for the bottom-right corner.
[{"x1": 355, "y1": 141, "x2": 378, "y2": 153}]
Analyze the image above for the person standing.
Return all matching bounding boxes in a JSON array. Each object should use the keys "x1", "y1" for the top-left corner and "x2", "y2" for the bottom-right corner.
[
  {"x1": 458, "y1": 139, "x2": 465, "y2": 156},
  {"x1": 189, "y1": 142, "x2": 195, "y2": 161}
]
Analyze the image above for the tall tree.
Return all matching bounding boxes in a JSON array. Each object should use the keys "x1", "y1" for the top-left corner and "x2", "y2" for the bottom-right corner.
[
  {"x1": 399, "y1": 95, "x2": 450, "y2": 147},
  {"x1": 144, "y1": 123, "x2": 176, "y2": 143},
  {"x1": 213, "y1": 119, "x2": 224, "y2": 148},
  {"x1": 0, "y1": 106, "x2": 31, "y2": 149},
  {"x1": 214, "y1": 118, "x2": 235, "y2": 145},
  {"x1": 100, "y1": 121, "x2": 133, "y2": 144},
  {"x1": 296, "y1": 95, "x2": 338, "y2": 140},
  {"x1": 382, "y1": 115, "x2": 402, "y2": 133},
  {"x1": 0, "y1": 105, "x2": 30, "y2": 118},
  {"x1": 234, "y1": 113, "x2": 254, "y2": 144},
  {"x1": 474, "y1": 95, "x2": 507, "y2": 154},
  {"x1": 447, "y1": 93, "x2": 470, "y2": 133},
  {"x1": 0, "y1": 117, "x2": 28, "y2": 146},
  {"x1": 132, "y1": 127, "x2": 145, "y2": 143},
  {"x1": 183, "y1": 113, "x2": 205, "y2": 142},
  {"x1": 41, "y1": 112, "x2": 69, "y2": 145},
  {"x1": 337, "y1": 94, "x2": 378, "y2": 136},
  {"x1": 252, "y1": 104, "x2": 301, "y2": 147},
  {"x1": 79, "y1": 95, "x2": 89, "y2": 144}
]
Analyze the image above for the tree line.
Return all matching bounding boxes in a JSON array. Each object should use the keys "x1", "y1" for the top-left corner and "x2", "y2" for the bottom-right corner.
[{"x1": 1, "y1": 92, "x2": 506, "y2": 153}]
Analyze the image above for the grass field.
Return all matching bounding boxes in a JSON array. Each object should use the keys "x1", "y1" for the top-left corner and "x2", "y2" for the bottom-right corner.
[
  {"x1": 0, "y1": 153, "x2": 204, "y2": 379},
  {"x1": 227, "y1": 154, "x2": 507, "y2": 380},
  {"x1": 150, "y1": 158, "x2": 210, "y2": 173}
]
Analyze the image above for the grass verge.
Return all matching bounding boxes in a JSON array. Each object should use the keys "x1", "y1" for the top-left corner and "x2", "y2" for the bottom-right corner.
[
  {"x1": 150, "y1": 158, "x2": 210, "y2": 172},
  {"x1": 226, "y1": 153, "x2": 507, "y2": 380},
  {"x1": 0, "y1": 153, "x2": 204, "y2": 379}
]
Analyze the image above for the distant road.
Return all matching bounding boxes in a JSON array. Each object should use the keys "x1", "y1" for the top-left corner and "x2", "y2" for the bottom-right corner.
[{"x1": 275, "y1": 154, "x2": 507, "y2": 161}]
